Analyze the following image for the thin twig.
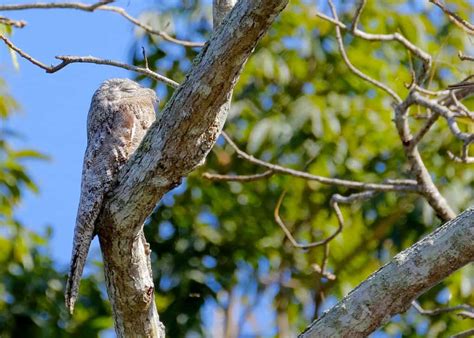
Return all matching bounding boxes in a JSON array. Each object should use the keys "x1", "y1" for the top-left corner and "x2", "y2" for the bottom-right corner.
[
  {"x1": 412, "y1": 92, "x2": 474, "y2": 143},
  {"x1": 55, "y1": 56, "x2": 179, "y2": 88},
  {"x1": 0, "y1": 1, "x2": 205, "y2": 48},
  {"x1": 447, "y1": 148, "x2": 474, "y2": 164},
  {"x1": 141, "y1": 46, "x2": 149, "y2": 70},
  {"x1": 458, "y1": 52, "x2": 474, "y2": 62},
  {"x1": 0, "y1": 34, "x2": 179, "y2": 88},
  {"x1": 0, "y1": 34, "x2": 51, "y2": 71},
  {"x1": 429, "y1": 0, "x2": 474, "y2": 35},
  {"x1": 0, "y1": 16, "x2": 26, "y2": 28},
  {"x1": 274, "y1": 191, "x2": 342, "y2": 249},
  {"x1": 314, "y1": 9, "x2": 432, "y2": 76},
  {"x1": 327, "y1": 0, "x2": 402, "y2": 103},
  {"x1": 202, "y1": 170, "x2": 274, "y2": 182},
  {"x1": 0, "y1": 1, "x2": 113, "y2": 11},
  {"x1": 452, "y1": 329, "x2": 474, "y2": 338},
  {"x1": 412, "y1": 301, "x2": 474, "y2": 317},
  {"x1": 413, "y1": 85, "x2": 449, "y2": 97},
  {"x1": 311, "y1": 244, "x2": 336, "y2": 281},
  {"x1": 221, "y1": 132, "x2": 419, "y2": 192},
  {"x1": 99, "y1": 5, "x2": 205, "y2": 48},
  {"x1": 350, "y1": 0, "x2": 366, "y2": 33},
  {"x1": 411, "y1": 113, "x2": 440, "y2": 146}
]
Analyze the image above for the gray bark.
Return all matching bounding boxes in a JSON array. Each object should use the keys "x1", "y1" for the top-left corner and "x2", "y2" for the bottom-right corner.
[
  {"x1": 299, "y1": 208, "x2": 474, "y2": 337},
  {"x1": 95, "y1": 0, "x2": 289, "y2": 336}
]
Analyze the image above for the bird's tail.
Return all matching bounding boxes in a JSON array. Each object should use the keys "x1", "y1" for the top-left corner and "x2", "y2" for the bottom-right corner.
[{"x1": 65, "y1": 232, "x2": 94, "y2": 314}]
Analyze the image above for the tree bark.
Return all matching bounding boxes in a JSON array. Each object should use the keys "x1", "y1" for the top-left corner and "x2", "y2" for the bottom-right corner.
[
  {"x1": 299, "y1": 208, "x2": 474, "y2": 337},
  {"x1": 95, "y1": 0, "x2": 289, "y2": 336}
]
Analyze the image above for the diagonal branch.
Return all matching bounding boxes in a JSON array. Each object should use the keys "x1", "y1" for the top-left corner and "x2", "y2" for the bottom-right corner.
[
  {"x1": 328, "y1": 0, "x2": 402, "y2": 103},
  {"x1": 299, "y1": 208, "x2": 474, "y2": 337},
  {"x1": 429, "y1": 0, "x2": 474, "y2": 35},
  {"x1": 0, "y1": 34, "x2": 178, "y2": 88},
  {"x1": 315, "y1": 7, "x2": 431, "y2": 80},
  {"x1": 92, "y1": 1, "x2": 289, "y2": 336}
]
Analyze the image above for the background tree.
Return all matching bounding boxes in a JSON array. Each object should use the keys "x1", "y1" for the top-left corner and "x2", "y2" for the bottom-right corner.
[{"x1": 0, "y1": 0, "x2": 473, "y2": 337}]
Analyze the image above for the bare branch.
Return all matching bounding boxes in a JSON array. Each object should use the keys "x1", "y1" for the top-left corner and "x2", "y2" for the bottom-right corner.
[
  {"x1": 274, "y1": 191, "x2": 342, "y2": 249},
  {"x1": 412, "y1": 301, "x2": 474, "y2": 317},
  {"x1": 92, "y1": 0, "x2": 289, "y2": 336},
  {"x1": 0, "y1": 34, "x2": 179, "y2": 88},
  {"x1": 328, "y1": 0, "x2": 402, "y2": 103},
  {"x1": 0, "y1": 34, "x2": 51, "y2": 71},
  {"x1": 350, "y1": 0, "x2": 366, "y2": 33},
  {"x1": 447, "y1": 146, "x2": 474, "y2": 164},
  {"x1": 413, "y1": 85, "x2": 449, "y2": 97},
  {"x1": 412, "y1": 92, "x2": 474, "y2": 144},
  {"x1": 300, "y1": 208, "x2": 474, "y2": 337},
  {"x1": 274, "y1": 190, "x2": 378, "y2": 252},
  {"x1": 429, "y1": 0, "x2": 474, "y2": 35},
  {"x1": 0, "y1": 1, "x2": 113, "y2": 11},
  {"x1": 0, "y1": 16, "x2": 26, "y2": 28},
  {"x1": 452, "y1": 329, "x2": 474, "y2": 338},
  {"x1": 221, "y1": 132, "x2": 419, "y2": 192},
  {"x1": 411, "y1": 113, "x2": 440, "y2": 146},
  {"x1": 394, "y1": 96, "x2": 456, "y2": 221},
  {"x1": 311, "y1": 244, "x2": 336, "y2": 281},
  {"x1": 0, "y1": 1, "x2": 204, "y2": 48},
  {"x1": 54, "y1": 56, "x2": 179, "y2": 88},
  {"x1": 98, "y1": 5, "x2": 205, "y2": 48},
  {"x1": 314, "y1": 9, "x2": 432, "y2": 77},
  {"x1": 202, "y1": 170, "x2": 274, "y2": 182},
  {"x1": 458, "y1": 52, "x2": 474, "y2": 62}
]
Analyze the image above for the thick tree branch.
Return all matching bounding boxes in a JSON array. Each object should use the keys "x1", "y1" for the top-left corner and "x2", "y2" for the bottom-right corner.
[
  {"x1": 299, "y1": 208, "x2": 474, "y2": 337},
  {"x1": 93, "y1": 1, "x2": 288, "y2": 336}
]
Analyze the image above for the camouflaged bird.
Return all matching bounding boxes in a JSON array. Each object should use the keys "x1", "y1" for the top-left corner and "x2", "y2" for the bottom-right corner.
[{"x1": 65, "y1": 78, "x2": 157, "y2": 314}]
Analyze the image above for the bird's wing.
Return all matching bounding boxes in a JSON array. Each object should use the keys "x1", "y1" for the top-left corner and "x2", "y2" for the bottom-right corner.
[{"x1": 65, "y1": 102, "x2": 135, "y2": 314}]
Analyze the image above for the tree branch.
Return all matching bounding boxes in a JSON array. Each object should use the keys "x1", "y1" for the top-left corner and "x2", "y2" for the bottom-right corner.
[
  {"x1": 328, "y1": 0, "x2": 402, "y2": 103},
  {"x1": 202, "y1": 170, "x2": 274, "y2": 182},
  {"x1": 0, "y1": 1, "x2": 204, "y2": 47},
  {"x1": 0, "y1": 34, "x2": 178, "y2": 88},
  {"x1": 220, "y1": 132, "x2": 419, "y2": 192},
  {"x1": 0, "y1": 1, "x2": 113, "y2": 11},
  {"x1": 429, "y1": 0, "x2": 474, "y2": 35},
  {"x1": 299, "y1": 208, "x2": 474, "y2": 337},
  {"x1": 0, "y1": 16, "x2": 26, "y2": 28},
  {"x1": 412, "y1": 301, "x2": 474, "y2": 317},
  {"x1": 93, "y1": 1, "x2": 289, "y2": 336}
]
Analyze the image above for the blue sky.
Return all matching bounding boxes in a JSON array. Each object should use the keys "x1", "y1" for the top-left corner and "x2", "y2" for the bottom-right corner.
[{"x1": 1, "y1": 0, "x2": 158, "y2": 266}]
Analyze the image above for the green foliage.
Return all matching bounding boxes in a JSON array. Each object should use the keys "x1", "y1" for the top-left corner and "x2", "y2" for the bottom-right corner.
[{"x1": 137, "y1": 0, "x2": 474, "y2": 336}]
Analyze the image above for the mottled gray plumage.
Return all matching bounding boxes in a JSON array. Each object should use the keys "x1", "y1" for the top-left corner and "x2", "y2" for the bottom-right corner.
[{"x1": 65, "y1": 78, "x2": 157, "y2": 314}]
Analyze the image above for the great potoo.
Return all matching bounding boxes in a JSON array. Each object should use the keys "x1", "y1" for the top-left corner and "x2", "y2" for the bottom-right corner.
[{"x1": 65, "y1": 78, "x2": 157, "y2": 314}]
